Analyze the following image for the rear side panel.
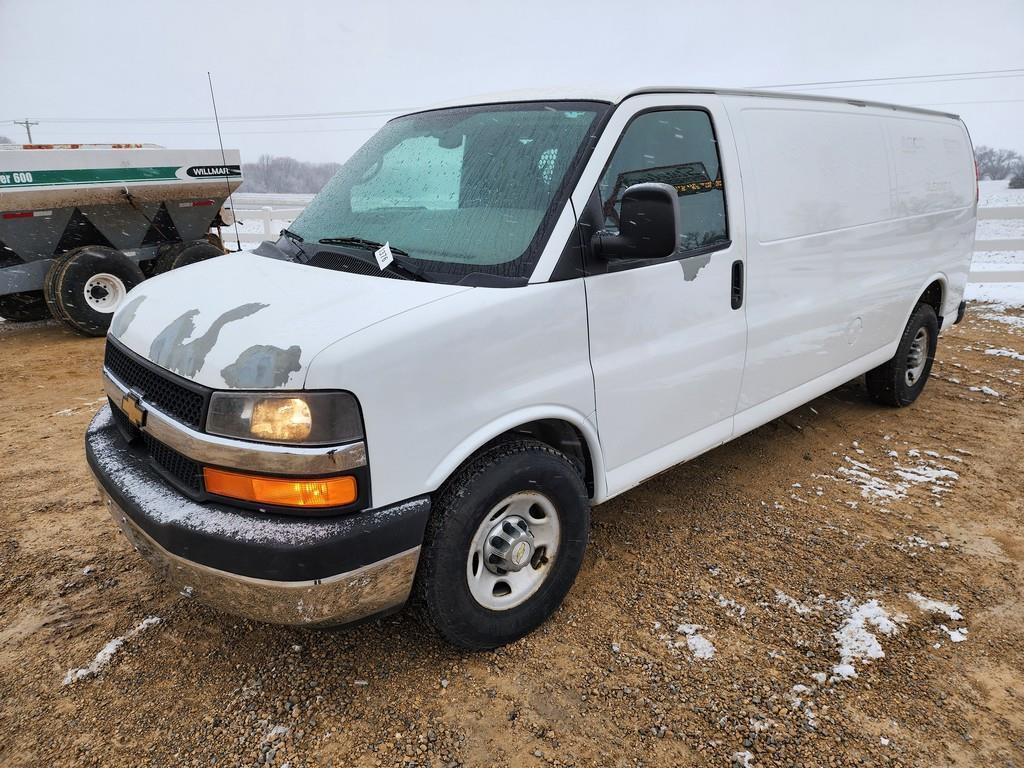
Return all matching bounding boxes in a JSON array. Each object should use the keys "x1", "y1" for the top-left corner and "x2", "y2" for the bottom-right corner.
[{"x1": 726, "y1": 96, "x2": 975, "y2": 416}]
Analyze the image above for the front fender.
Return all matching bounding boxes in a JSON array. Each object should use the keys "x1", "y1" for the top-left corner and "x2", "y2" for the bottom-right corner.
[{"x1": 423, "y1": 405, "x2": 607, "y2": 503}]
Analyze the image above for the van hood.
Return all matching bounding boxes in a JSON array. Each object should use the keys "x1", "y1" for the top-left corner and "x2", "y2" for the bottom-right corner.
[{"x1": 109, "y1": 251, "x2": 470, "y2": 390}]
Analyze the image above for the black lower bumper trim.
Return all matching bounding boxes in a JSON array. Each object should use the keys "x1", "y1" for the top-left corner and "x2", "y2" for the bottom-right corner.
[{"x1": 86, "y1": 406, "x2": 430, "y2": 582}]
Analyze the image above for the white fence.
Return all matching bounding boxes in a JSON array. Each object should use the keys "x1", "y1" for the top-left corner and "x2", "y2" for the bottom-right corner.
[
  {"x1": 225, "y1": 194, "x2": 1024, "y2": 283},
  {"x1": 972, "y1": 205, "x2": 1024, "y2": 282}
]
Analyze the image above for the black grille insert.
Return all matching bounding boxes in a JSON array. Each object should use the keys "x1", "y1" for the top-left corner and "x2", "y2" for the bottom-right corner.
[
  {"x1": 104, "y1": 341, "x2": 207, "y2": 429},
  {"x1": 142, "y1": 432, "x2": 204, "y2": 494}
]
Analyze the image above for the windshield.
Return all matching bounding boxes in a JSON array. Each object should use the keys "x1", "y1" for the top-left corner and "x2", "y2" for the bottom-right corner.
[{"x1": 288, "y1": 101, "x2": 607, "y2": 283}]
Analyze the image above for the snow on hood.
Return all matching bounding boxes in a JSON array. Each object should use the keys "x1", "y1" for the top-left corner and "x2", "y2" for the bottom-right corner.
[{"x1": 109, "y1": 251, "x2": 469, "y2": 389}]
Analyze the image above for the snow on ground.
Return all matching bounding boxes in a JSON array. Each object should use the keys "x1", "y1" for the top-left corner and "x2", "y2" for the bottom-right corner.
[
  {"x1": 984, "y1": 347, "x2": 1024, "y2": 362},
  {"x1": 775, "y1": 590, "x2": 823, "y2": 615},
  {"x1": 62, "y1": 616, "x2": 161, "y2": 685},
  {"x1": 966, "y1": 282, "x2": 1024, "y2": 307},
  {"x1": 969, "y1": 180, "x2": 1024, "y2": 307},
  {"x1": 834, "y1": 451, "x2": 959, "y2": 503},
  {"x1": 675, "y1": 624, "x2": 716, "y2": 660},
  {"x1": 830, "y1": 599, "x2": 906, "y2": 681},
  {"x1": 907, "y1": 592, "x2": 963, "y2": 620}
]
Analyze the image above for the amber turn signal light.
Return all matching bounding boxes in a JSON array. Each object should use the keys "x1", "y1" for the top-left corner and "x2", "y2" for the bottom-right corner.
[{"x1": 203, "y1": 467, "x2": 358, "y2": 508}]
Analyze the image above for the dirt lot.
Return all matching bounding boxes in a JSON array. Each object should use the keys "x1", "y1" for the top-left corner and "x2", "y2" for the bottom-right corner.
[{"x1": 0, "y1": 305, "x2": 1022, "y2": 768}]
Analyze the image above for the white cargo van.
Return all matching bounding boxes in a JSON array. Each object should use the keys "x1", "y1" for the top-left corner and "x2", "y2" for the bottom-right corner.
[{"x1": 87, "y1": 87, "x2": 977, "y2": 649}]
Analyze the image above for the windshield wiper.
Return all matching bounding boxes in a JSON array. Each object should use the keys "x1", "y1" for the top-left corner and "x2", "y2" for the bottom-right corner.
[
  {"x1": 317, "y1": 237, "x2": 430, "y2": 281},
  {"x1": 280, "y1": 227, "x2": 306, "y2": 257},
  {"x1": 318, "y1": 236, "x2": 409, "y2": 256}
]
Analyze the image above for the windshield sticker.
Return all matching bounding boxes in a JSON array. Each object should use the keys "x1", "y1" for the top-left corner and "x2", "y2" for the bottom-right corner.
[{"x1": 374, "y1": 241, "x2": 394, "y2": 271}]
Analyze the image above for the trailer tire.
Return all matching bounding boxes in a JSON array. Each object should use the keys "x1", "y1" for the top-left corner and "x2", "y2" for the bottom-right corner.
[
  {"x1": 154, "y1": 240, "x2": 222, "y2": 274},
  {"x1": 44, "y1": 246, "x2": 145, "y2": 337},
  {"x1": 0, "y1": 291, "x2": 51, "y2": 322}
]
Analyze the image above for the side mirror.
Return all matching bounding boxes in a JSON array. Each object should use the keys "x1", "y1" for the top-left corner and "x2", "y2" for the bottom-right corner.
[{"x1": 593, "y1": 182, "x2": 680, "y2": 261}]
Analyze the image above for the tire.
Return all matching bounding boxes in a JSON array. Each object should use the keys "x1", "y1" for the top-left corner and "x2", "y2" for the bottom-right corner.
[
  {"x1": 865, "y1": 303, "x2": 939, "y2": 407},
  {"x1": 154, "y1": 240, "x2": 222, "y2": 274},
  {"x1": 0, "y1": 291, "x2": 51, "y2": 322},
  {"x1": 416, "y1": 439, "x2": 590, "y2": 650},
  {"x1": 44, "y1": 246, "x2": 145, "y2": 337}
]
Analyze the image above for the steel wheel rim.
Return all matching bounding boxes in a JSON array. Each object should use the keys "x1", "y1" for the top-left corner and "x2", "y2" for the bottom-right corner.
[
  {"x1": 466, "y1": 491, "x2": 561, "y2": 611},
  {"x1": 83, "y1": 273, "x2": 126, "y2": 314},
  {"x1": 905, "y1": 327, "x2": 929, "y2": 386}
]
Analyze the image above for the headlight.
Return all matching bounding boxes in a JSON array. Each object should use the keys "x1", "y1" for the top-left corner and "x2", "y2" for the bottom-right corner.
[{"x1": 207, "y1": 391, "x2": 363, "y2": 446}]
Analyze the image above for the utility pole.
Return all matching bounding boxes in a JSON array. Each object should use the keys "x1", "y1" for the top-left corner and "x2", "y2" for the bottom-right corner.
[{"x1": 13, "y1": 119, "x2": 39, "y2": 143}]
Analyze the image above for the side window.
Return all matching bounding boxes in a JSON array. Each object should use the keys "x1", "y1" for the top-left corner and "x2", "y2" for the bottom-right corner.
[
  {"x1": 351, "y1": 136, "x2": 463, "y2": 211},
  {"x1": 598, "y1": 109, "x2": 728, "y2": 253}
]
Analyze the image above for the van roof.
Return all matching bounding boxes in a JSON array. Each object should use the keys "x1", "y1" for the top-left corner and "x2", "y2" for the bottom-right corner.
[{"x1": 421, "y1": 86, "x2": 960, "y2": 120}]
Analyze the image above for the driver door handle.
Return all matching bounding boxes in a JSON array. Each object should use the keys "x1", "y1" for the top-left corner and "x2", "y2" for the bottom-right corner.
[{"x1": 731, "y1": 260, "x2": 744, "y2": 310}]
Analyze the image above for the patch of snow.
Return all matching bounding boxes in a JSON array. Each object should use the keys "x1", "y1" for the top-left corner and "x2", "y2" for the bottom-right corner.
[
  {"x1": 968, "y1": 385, "x2": 1001, "y2": 397},
  {"x1": 967, "y1": 284, "x2": 1024, "y2": 308},
  {"x1": 712, "y1": 593, "x2": 747, "y2": 619},
  {"x1": 62, "y1": 616, "x2": 161, "y2": 685},
  {"x1": 830, "y1": 599, "x2": 904, "y2": 680},
  {"x1": 907, "y1": 593, "x2": 963, "y2": 620},
  {"x1": 732, "y1": 750, "x2": 754, "y2": 768},
  {"x1": 940, "y1": 625, "x2": 968, "y2": 643},
  {"x1": 775, "y1": 590, "x2": 820, "y2": 615},
  {"x1": 676, "y1": 624, "x2": 715, "y2": 660},
  {"x1": 985, "y1": 347, "x2": 1024, "y2": 362},
  {"x1": 979, "y1": 311, "x2": 1024, "y2": 329}
]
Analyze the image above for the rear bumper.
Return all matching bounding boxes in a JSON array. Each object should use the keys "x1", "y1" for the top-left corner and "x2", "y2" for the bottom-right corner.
[{"x1": 86, "y1": 405, "x2": 431, "y2": 627}]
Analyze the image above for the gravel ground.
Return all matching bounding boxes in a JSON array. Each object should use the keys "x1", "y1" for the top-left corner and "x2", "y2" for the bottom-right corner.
[{"x1": 0, "y1": 304, "x2": 1022, "y2": 767}]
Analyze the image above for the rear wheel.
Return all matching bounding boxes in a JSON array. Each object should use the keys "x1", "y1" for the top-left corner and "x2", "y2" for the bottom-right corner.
[
  {"x1": 865, "y1": 303, "x2": 939, "y2": 407},
  {"x1": 44, "y1": 246, "x2": 145, "y2": 337},
  {"x1": 417, "y1": 439, "x2": 590, "y2": 649},
  {"x1": 0, "y1": 291, "x2": 51, "y2": 322}
]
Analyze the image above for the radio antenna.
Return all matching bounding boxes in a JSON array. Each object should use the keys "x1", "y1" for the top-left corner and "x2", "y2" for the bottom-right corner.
[{"x1": 207, "y1": 71, "x2": 242, "y2": 252}]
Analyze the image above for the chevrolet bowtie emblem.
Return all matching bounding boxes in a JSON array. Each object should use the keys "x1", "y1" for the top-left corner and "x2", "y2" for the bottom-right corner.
[{"x1": 121, "y1": 391, "x2": 147, "y2": 429}]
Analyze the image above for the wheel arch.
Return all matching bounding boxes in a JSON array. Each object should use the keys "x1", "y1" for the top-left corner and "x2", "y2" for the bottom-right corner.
[
  {"x1": 424, "y1": 406, "x2": 607, "y2": 503},
  {"x1": 902, "y1": 273, "x2": 948, "y2": 333}
]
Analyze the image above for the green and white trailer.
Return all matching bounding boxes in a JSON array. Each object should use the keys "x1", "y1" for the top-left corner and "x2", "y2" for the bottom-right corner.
[{"x1": 0, "y1": 143, "x2": 242, "y2": 335}]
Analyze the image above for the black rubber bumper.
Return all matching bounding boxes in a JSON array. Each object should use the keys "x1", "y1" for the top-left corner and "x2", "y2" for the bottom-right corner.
[{"x1": 85, "y1": 406, "x2": 431, "y2": 583}]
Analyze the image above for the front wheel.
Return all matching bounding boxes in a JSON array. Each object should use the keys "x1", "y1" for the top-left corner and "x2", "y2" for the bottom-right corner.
[
  {"x1": 417, "y1": 439, "x2": 590, "y2": 649},
  {"x1": 865, "y1": 303, "x2": 939, "y2": 407}
]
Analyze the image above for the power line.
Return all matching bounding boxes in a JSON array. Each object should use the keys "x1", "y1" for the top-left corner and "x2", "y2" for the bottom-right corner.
[
  {"x1": 51, "y1": 124, "x2": 382, "y2": 137},
  {"x1": 752, "y1": 67, "x2": 1024, "y2": 90},
  {"x1": 8, "y1": 67, "x2": 1023, "y2": 131},
  {"x1": 910, "y1": 98, "x2": 1024, "y2": 106},
  {"x1": 777, "y1": 72, "x2": 1024, "y2": 92},
  {"x1": 3, "y1": 107, "x2": 411, "y2": 126}
]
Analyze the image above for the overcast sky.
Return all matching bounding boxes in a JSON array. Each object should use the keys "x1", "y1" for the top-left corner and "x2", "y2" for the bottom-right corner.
[{"x1": 2, "y1": 0, "x2": 1022, "y2": 163}]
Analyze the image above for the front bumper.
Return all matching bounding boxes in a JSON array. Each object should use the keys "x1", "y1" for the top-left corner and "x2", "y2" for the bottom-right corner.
[{"x1": 87, "y1": 405, "x2": 431, "y2": 627}]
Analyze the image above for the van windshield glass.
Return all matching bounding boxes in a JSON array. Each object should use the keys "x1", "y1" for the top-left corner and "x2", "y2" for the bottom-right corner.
[{"x1": 288, "y1": 102, "x2": 605, "y2": 283}]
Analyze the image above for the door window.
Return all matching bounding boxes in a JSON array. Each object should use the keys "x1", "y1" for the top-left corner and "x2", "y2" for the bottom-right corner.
[{"x1": 598, "y1": 109, "x2": 728, "y2": 253}]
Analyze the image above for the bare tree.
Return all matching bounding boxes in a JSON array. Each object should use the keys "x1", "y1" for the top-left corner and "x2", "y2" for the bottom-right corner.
[
  {"x1": 241, "y1": 155, "x2": 341, "y2": 194},
  {"x1": 975, "y1": 146, "x2": 1024, "y2": 180},
  {"x1": 0, "y1": 135, "x2": 13, "y2": 144}
]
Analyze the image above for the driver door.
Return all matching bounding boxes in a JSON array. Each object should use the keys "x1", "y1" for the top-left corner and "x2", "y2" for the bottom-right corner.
[{"x1": 579, "y1": 96, "x2": 748, "y2": 497}]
